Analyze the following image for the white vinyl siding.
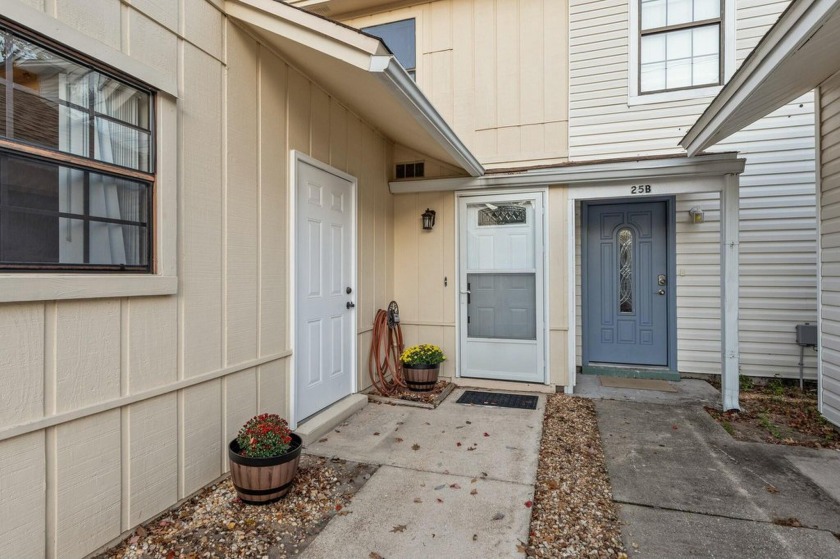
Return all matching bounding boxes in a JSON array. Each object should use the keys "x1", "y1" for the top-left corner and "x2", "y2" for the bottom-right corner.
[
  {"x1": 819, "y1": 71, "x2": 840, "y2": 427},
  {"x1": 570, "y1": 0, "x2": 818, "y2": 378}
]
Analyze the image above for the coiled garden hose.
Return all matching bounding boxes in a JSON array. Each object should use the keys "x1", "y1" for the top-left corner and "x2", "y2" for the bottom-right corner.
[{"x1": 368, "y1": 307, "x2": 405, "y2": 396}]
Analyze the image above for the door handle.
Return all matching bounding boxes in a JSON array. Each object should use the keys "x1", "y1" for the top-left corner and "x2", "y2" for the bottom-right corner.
[
  {"x1": 346, "y1": 301, "x2": 355, "y2": 309},
  {"x1": 657, "y1": 289, "x2": 666, "y2": 296},
  {"x1": 460, "y1": 290, "x2": 471, "y2": 295}
]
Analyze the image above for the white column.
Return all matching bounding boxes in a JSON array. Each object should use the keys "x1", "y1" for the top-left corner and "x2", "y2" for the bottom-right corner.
[
  {"x1": 720, "y1": 174, "x2": 740, "y2": 410},
  {"x1": 566, "y1": 198, "x2": 577, "y2": 394}
]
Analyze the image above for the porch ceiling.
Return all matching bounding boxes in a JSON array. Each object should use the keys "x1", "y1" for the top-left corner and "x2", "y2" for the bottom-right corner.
[
  {"x1": 681, "y1": 0, "x2": 840, "y2": 155},
  {"x1": 225, "y1": 0, "x2": 483, "y2": 177}
]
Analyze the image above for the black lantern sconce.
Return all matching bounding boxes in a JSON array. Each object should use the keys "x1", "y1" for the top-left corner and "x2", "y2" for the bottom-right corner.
[{"x1": 422, "y1": 208, "x2": 436, "y2": 231}]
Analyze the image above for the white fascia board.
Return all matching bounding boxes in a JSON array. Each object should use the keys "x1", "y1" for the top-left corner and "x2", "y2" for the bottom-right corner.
[
  {"x1": 226, "y1": 0, "x2": 382, "y2": 69},
  {"x1": 390, "y1": 153, "x2": 745, "y2": 193},
  {"x1": 370, "y1": 56, "x2": 484, "y2": 177},
  {"x1": 681, "y1": 0, "x2": 840, "y2": 155}
]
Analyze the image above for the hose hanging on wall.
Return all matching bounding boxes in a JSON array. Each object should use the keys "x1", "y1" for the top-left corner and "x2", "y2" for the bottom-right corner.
[{"x1": 368, "y1": 301, "x2": 406, "y2": 396}]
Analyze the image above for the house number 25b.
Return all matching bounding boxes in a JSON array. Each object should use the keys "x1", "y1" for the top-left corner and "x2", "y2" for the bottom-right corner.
[{"x1": 631, "y1": 184, "x2": 652, "y2": 194}]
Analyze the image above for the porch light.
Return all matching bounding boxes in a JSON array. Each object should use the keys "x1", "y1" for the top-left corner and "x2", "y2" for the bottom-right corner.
[
  {"x1": 422, "y1": 208, "x2": 436, "y2": 230},
  {"x1": 689, "y1": 207, "x2": 705, "y2": 224}
]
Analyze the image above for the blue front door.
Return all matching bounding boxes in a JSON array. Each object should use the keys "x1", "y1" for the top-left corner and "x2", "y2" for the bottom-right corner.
[{"x1": 585, "y1": 201, "x2": 669, "y2": 367}]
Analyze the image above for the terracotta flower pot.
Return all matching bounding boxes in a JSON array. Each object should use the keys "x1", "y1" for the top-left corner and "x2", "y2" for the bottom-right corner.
[
  {"x1": 402, "y1": 363, "x2": 440, "y2": 392},
  {"x1": 228, "y1": 433, "x2": 302, "y2": 505}
]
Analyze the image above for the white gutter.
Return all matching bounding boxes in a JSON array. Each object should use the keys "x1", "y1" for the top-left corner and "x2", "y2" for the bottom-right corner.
[
  {"x1": 680, "y1": 0, "x2": 840, "y2": 155},
  {"x1": 370, "y1": 56, "x2": 484, "y2": 177},
  {"x1": 390, "y1": 152, "x2": 745, "y2": 193}
]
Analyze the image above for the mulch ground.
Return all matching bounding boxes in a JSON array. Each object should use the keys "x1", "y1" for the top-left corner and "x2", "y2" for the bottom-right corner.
[
  {"x1": 526, "y1": 395, "x2": 627, "y2": 559},
  {"x1": 94, "y1": 456, "x2": 377, "y2": 559},
  {"x1": 705, "y1": 381, "x2": 840, "y2": 450}
]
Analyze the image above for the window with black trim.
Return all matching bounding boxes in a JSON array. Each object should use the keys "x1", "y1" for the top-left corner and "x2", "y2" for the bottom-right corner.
[
  {"x1": 0, "y1": 23, "x2": 154, "y2": 271},
  {"x1": 639, "y1": 0, "x2": 723, "y2": 94},
  {"x1": 362, "y1": 19, "x2": 416, "y2": 80}
]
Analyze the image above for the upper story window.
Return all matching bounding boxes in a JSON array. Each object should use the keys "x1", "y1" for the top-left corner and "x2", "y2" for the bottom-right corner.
[
  {"x1": 0, "y1": 23, "x2": 154, "y2": 271},
  {"x1": 639, "y1": 0, "x2": 723, "y2": 94},
  {"x1": 362, "y1": 19, "x2": 416, "y2": 79}
]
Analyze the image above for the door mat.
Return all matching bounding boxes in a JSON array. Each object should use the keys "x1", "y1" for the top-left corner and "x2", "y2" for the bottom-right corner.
[
  {"x1": 456, "y1": 390, "x2": 539, "y2": 410},
  {"x1": 598, "y1": 376, "x2": 678, "y2": 392}
]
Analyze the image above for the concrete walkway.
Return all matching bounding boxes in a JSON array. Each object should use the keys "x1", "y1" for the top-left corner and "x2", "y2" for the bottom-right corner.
[
  {"x1": 300, "y1": 388, "x2": 545, "y2": 559},
  {"x1": 579, "y1": 376, "x2": 840, "y2": 559}
]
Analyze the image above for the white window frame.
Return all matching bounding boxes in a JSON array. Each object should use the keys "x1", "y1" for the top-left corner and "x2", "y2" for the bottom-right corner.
[
  {"x1": 349, "y1": 8, "x2": 423, "y2": 83},
  {"x1": 628, "y1": 0, "x2": 736, "y2": 105},
  {"x1": 0, "y1": 4, "x2": 177, "y2": 302}
]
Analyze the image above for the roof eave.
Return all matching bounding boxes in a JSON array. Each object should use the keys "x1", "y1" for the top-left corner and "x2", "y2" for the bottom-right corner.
[{"x1": 680, "y1": 0, "x2": 840, "y2": 156}]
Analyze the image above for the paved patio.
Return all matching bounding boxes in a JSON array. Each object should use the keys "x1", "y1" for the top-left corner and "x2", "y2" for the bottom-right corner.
[{"x1": 301, "y1": 387, "x2": 546, "y2": 558}]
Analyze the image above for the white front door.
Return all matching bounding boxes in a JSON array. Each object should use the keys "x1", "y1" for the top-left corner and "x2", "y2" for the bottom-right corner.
[
  {"x1": 458, "y1": 192, "x2": 545, "y2": 383},
  {"x1": 296, "y1": 158, "x2": 355, "y2": 421}
]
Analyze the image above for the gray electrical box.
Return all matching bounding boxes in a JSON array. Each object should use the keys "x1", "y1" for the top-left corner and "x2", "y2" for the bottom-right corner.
[{"x1": 795, "y1": 323, "x2": 817, "y2": 347}]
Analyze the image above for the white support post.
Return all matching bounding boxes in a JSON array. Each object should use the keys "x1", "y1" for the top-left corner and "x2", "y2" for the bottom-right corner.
[
  {"x1": 720, "y1": 174, "x2": 740, "y2": 411},
  {"x1": 566, "y1": 198, "x2": 577, "y2": 393}
]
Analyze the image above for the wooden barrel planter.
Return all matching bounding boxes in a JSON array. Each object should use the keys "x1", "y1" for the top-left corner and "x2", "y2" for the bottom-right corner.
[
  {"x1": 228, "y1": 433, "x2": 302, "y2": 505},
  {"x1": 402, "y1": 363, "x2": 440, "y2": 392}
]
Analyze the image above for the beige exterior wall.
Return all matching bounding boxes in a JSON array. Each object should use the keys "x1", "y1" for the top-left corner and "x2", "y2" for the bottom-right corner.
[
  {"x1": 0, "y1": 1, "x2": 394, "y2": 557},
  {"x1": 343, "y1": 0, "x2": 569, "y2": 170},
  {"x1": 347, "y1": 0, "x2": 571, "y2": 385}
]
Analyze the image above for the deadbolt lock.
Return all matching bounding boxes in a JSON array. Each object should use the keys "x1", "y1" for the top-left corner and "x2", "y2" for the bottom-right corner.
[{"x1": 658, "y1": 274, "x2": 667, "y2": 286}]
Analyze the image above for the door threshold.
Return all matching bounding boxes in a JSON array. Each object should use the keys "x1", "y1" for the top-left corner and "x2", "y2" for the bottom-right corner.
[
  {"x1": 456, "y1": 377, "x2": 555, "y2": 394},
  {"x1": 295, "y1": 394, "x2": 367, "y2": 445},
  {"x1": 581, "y1": 364, "x2": 680, "y2": 382}
]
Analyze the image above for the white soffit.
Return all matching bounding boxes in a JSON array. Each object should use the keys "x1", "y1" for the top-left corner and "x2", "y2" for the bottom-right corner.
[
  {"x1": 681, "y1": 0, "x2": 840, "y2": 155},
  {"x1": 389, "y1": 153, "x2": 746, "y2": 193},
  {"x1": 225, "y1": 0, "x2": 483, "y2": 177}
]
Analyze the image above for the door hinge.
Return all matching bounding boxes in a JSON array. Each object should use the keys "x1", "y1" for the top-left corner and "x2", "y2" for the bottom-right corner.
[{"x1": 467, "y1": 316, "x2": 470, "y2": 324}]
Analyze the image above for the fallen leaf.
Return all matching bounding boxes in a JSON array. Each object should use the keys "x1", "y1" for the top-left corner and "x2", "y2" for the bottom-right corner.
[
  {"x1": 492, "y1": 512, "x2": 505, "y2": 521},
  {"x1": 466, "y1": 420, "x2": 472, "y2": 424},
  {"x1": 412, "y1": 444, "x2": 420, "y2": 451},
  {"x1": 672, "y1": 425, "x2": 678, "y2": 430},
  {"x1": 318, "y1": 438, "x2": 328, "y2": 443},
  {"x1": 484, "y1": 432, "x2": 490, "y2": 437},
  {"x1": 129, "y1": 536, "x2": 139, "y2": 545},
  {"x1": 413, "y1": 497, "x2": 422, "y2": 503},
  {"x1": 335, "y1": 504, "x2": 343, "y2": 511},
  {"x1": 369, "y1": 553, "x2": 384, "y2": 559},
  {"x1": 456, "y1": 442, "x2": 462, "y2": 447},
  {"x1": 226, "y1": 521, "x2": 236, "y2": 530},
  {"x1": 450, "y1": 483, "x2": 461, "y2": 489},
  {"x1": 391, "y1": 524, "x2": 407, "y2": 533},
  {"x1": 436, "y1": 498, "x2": 443, "y2": 503},
  {"x1": 472, "y1": 534, "x2": 478, "y2": 541},
  {"x1": 434, "y1": 484, "x2": 446, "y2": 490},
  {"x1": 470, "y1": 488, "x2": 478, "y2": 496},
  {"x1": 373, "y1": 432, "x2": 380, "y2": 436},
  {"x1": 467, "y1": 446, "x2": 476, "y2": 451},
  {"x1": 516, "y1": 540, "x2": 528, "y2": 553},
  {"x1": 766, "y1": 485, "x2": 779, "y2": 494},
  {"x1": 335, "y1": 429, "x2": 341, "y2": 433},
  {"x1": 524, "y1": 500, "x2": 533, "y2": 508},
  {"x1": 481, "y1": 472, "x2": 488, "y2": 477},
  {"x1": 394, "y1": 437, "x2": 404, "y2": 443},
  {"x1": 136, "y1": 526, "x2": 147, "y2": 537},
  {"x1": 471, "y1": 478, "x2": 478, "y2": 483}
]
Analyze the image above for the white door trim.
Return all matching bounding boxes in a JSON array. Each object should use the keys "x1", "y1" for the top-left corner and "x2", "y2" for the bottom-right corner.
[
  {"x1": 454, "y1": 188, "x2": 550, "y2": 385},
  {"x1": 289, "y1": 151, "x2": 358, "y2": 429}
]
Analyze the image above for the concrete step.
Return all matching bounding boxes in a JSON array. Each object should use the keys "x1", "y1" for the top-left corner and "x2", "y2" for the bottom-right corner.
[{"x1": 296, "y1": 394, "x2": 367, "y2": 446}]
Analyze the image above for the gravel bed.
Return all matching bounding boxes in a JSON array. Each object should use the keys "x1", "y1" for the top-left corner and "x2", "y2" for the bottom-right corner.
[
  {"x1": 526, "y1": 395, "x2": 627, "y2": 559},
  {"x1": 94, "y1": 455, "x2": 377, "y2": 559}
]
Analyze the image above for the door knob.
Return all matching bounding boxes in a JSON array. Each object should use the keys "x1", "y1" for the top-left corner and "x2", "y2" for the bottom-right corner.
[
  {"x1": 346, "y1": 301, "x2": 355, "y2": 309},
  {"x1": 657, "y1": 289, "x2": 666, "y2": 296}
]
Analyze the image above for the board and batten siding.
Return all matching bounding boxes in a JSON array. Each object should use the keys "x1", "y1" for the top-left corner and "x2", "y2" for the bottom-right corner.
[
  {"x1": 343, "y1": 0, "x2": 569, "y2": 169},
  {"x1": 819, "y1": 71, "x2": 840, "y2": 426},
  {"x1": 569, "y1": 0, "x2": 818, "y2": 377},
  {"x1": 0, "y1": 2, "x2": 394, "y2": 557}
]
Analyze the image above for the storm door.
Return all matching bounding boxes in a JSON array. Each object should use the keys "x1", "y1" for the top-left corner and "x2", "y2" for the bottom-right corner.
[
  {"x1": 584, "y1": 201, "x2": 669, "y2": 366},
  {"x1": 458, "y1": 192, "x2": 545, "y2": 382}
]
